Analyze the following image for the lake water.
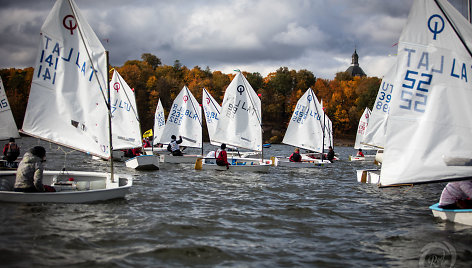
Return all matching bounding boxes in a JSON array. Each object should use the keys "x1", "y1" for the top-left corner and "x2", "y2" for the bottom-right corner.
[{"x1": 1, "y1": 137, "x2": 471, "y2": 267}]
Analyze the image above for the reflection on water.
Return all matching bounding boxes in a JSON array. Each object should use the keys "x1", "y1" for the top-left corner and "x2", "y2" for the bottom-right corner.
[{"x1": 0, "y1": 137, "x2": 471, "y2": 267}]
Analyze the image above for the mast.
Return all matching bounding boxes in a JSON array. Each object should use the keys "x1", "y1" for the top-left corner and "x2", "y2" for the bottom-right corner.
[{"x1": 106, "y1": 51, "x2": 114, "y2": 181}]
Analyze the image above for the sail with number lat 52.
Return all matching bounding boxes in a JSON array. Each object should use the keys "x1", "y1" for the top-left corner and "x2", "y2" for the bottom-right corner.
[
  {"x1": 21, "y1": 0, "x2": 110, "y2": 158},
  {"x1": 212, "y1": 72, "x2": 262, "y2": 151},
  {"x1": 380, "y1": 0, "x2": 472, "y2": 186}
]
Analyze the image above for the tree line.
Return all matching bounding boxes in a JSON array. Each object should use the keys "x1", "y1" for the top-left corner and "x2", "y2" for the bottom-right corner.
[{"x1": 1, "y1": 53, "x2": 381, "y2": 144}]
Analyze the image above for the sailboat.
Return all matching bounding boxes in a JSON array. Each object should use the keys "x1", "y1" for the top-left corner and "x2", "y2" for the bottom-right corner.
[
  {"x1": 363, "y1": 0, "x2": 472, "y2": 225},
  {"x1": 196, "y1": 71, "x2": 271, "y2": 171},
  {"x1": 202, "y1": 88, "x2": 257, "y2": 160},
  {"x1": 143, "y1": 99, "x2": 167, "y2": 155},
  {"x1": 106, "y1": 70, "x2": 159, "y2": 170},
  {"x1": 274, "y1": 88, "x2": 330, "y2": 168},
  {"x1": 0, "y1": 0, "x2": 132, "y2": 203},
  {"x1": 349, "y1": 108, "x2": 376, "y2": 162},
  {"x1": 356, "y1": 63, "x2": 396, "y2": 183},
  {"x1": 0, "y1": 76, "x2": 21, "y2": 170},
  {"x1": 158, "y1": 86, "x2": 203, "y2": 164}
]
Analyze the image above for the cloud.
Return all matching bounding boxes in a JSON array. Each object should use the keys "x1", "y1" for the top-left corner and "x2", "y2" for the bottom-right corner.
[{"x1": 0, "y1": 0, "x2": 414, "y2": 79}]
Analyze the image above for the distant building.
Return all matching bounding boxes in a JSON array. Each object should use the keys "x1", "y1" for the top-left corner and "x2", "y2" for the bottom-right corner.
[{"x1": 345, "y1": 49, "x2": 366, "y2": 77}]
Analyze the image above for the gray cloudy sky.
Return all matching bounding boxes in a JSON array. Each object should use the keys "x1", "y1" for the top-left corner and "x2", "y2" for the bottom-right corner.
[{"x1": 0, "y1": 0, "x2": 415, "y2": 79}]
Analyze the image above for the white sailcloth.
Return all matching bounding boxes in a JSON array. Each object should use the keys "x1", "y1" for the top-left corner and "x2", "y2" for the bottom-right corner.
[
  {"x1": 159, "y1": 86, "x2": 202, "y2": 148},
  {"x1": 202, "y1": 88, "x2": 221, "y2": 146},
  {"x1": 354, "y1": 107, "x2": 373, "y2": 150},
  {"x1": 380, "y1": 0, "x2": 472, "y2": 186},
  {"x1": 212, "y1": 72, "x2": 262, "y2": 151},
  {"x1": 363, "y1": 62, "x2": 397, "y2": 149},
  {"x1": 152, "y1": 99, "x2": 166, "y2": 146},
  {"x1": 317, "y1": 98, "x2": 333, "y2": 149},
  {"x1": 282, "y1": 88, "x2": 325, "y2": 152},
  {"x1": 110, "y1": 70, "x2": 141, "y2": 150},
  {"x1": 21, "y1": 0, "x2": 110, "y2": 158},
  {"x1": 0, "y1": 76, "x2": 20, "y2": 140}
]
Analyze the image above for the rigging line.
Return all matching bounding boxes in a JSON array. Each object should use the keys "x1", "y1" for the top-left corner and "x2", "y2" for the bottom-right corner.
[
  {"x1": 204, "y1": 88, "x2": 221, "y2": 114},
  {"x1": 184, "y1": 86, "x2": 202, "y2": 126},
  {"x1": 434, "y1": 0, "x2": 472, "y2": 59},
  {"x1": 239, "y1": 72, "x2": 262, "y2": 126},
  {"x1": 115, "y1": 71, "x2": 140, "y2": 122},
  {"x1": 67, "y1": 0, "x2": 108, "y2": 106}
]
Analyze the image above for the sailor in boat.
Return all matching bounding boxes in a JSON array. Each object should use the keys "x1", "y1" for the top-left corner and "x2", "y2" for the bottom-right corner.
[
  {"x1": 3, "y1": 137, "x2": 20, "y2": 165},
  {"x1": 438, "y1": 181, "x2": 472, "y2": 209},
  {"x1": 326, "y1": 146, "x2": 335, "y2": 163},
  {"x1": 356, "y1": 149, "x2": 364, "y2": 157},
  {"x1": 168, "y1": 135, "x2": 183, "y2": 156},
  {"x1": 124, "y1": 147, "x2": 142, "y2": 158},
  {"x1": 13, "y1": 146, "x2": 49, "y2": 193},
  {"x1": 216, "y1": 144, "x2": 229, "y2": 169},
  {"x1": 289, "y1": 148, "x2": 302, "y2": 162}
]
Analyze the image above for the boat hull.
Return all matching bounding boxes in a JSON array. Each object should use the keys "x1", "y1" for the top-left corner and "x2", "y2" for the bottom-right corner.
[
  {"x1": 160, "y1": 154, "x2": 202, "y2": 164},
  {"x1": 0, "y1": 170, "x2": 132, "y2": 203},
  {"x1": 430, "y1": 203, "x2": 472, "y2": 226},
  {"x1": 195, "y1": 158, "x2": 270, "y2": 172},
  {"x1": 125, "y1": 155, "x2": 159, "y2": 170},
  {"x1": 356, "y1": 169, "x2": 381, "y2": 184},
  {"x1": 349, "y1": 155, "x2": 376, "y2": 162},
  {"x1": 272, "y1": 157, "x2": 326, "y2": 168}
]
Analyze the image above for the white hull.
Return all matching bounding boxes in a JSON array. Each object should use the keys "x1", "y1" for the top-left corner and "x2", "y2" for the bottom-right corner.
[
  {"x1": 160, "y1": 154, "x2": 202, "y2": 164},
  {"x1": 195, "y1": 158, "x2": 270, "y2": 172},
  {"x1": 430, "y1": 203, "x2": 472, "y2": 226},
  {"x1": 143, "y1": 147, "x2": 167, "y2": 155},
  {"x1": 92, "y1": 150, "x2": 125, "y2": 161},
  {"x1": 125, "y1": 155, "x2": 159, "y2": 170},
  {"x1": 349, "y1": 155, "x2": 376, "y2": 162},
  {"x1": 272, "y1": 157, "x2": 327, "y2": 168},
  {"x1": 0, "y1": 170, "x2": 132, "y2": 203},
  {"x1": 356, "y1": 169, "x2": 381, "y2": 184},
  {"x1": 0, "y1": 160, "x2": 19, "y2": 170}
]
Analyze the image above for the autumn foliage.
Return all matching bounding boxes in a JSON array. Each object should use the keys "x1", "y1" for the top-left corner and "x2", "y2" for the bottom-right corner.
[{"x1": 1, "y1": 53, "x2": 380, "y2": 144}]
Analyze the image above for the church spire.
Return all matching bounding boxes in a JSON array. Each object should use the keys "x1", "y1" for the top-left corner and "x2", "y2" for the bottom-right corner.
[{"x1": 351, "y1": 49, "x2": 359, "y2": 66}]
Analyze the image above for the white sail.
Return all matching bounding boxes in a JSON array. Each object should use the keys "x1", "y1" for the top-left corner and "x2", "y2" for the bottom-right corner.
[
  {"x1": 159, "y1": 86, "x2": 202, "y2": 148},
  {"x1": 152, "y1": 99, "x2": 166, "y2": 145},
  {"x1": 354, "y1": 107, "x2": 374, "y2": 149},
  {"x1": 363, "y1": 62, "x2": 397, "y2": 149},
  {"x1": 110, "y1": 70, "x2": 141, "y2": 150},
  {"x1": 202, "y1": 88, "x2": 222, "y2": 146},
  {"x1": 282, "y1": 88, "x2": 325, "y2": 152},
  {"x1": 21, "y1": 0, "x2": 110, "y2": 158},
  {"x1": 380, "y1": 0, "x2": 472, "y2": 186},
  {"x1": 212, "y1": 72, "x2": 262, "y2": 151},
  {"x1": 0, "y1": 76, "x2": 20, "y2": 140},
  {"x1": 317, "y1": 98, "x2": 332, "y2": 149}
]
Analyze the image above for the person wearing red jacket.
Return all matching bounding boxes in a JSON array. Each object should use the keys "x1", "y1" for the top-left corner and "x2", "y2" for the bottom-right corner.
[{"x1": 216, "y1": 144, "x2": 230, "y2": 169}]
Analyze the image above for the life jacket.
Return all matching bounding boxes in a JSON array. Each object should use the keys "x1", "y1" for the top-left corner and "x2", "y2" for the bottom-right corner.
[{"x1": 6, "y1": 143, "x2": 19, "y2": 158}]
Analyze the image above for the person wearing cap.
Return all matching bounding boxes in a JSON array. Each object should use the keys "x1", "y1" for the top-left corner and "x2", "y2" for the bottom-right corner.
[
  {"x1": 14, "y1": 146, "x2": 47, "y2": 192},
  {"x1": 356, "y1": 149, "x2": 364, "y2": 157},
  {"x1": 216, "y1": 143, "x2": 230, "y2": 169},
  {"x1": 3, "y1": 137, "x2": 20, "y2": 163}
]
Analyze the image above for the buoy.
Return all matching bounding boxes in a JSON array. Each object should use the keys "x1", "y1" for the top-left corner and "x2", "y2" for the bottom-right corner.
[{"x1": 194, "y1": 158, "x2": 203, "y2": 170}]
